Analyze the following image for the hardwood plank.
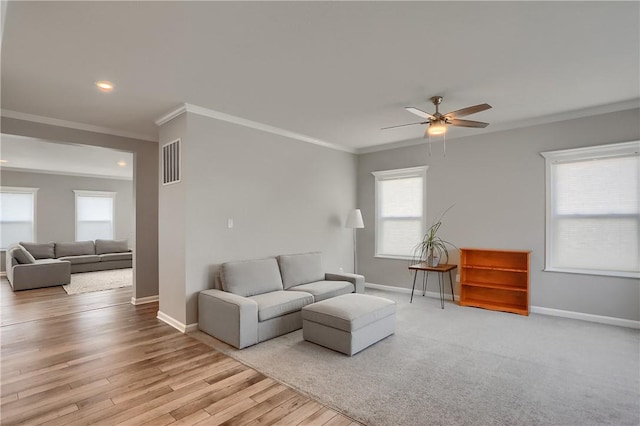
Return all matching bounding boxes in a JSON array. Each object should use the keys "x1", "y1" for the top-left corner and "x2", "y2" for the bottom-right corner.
[
  {"x1": 219, "y1": 387, "x2": 298, "y2": 426},
  {"x1": 0, "y1": 278, "x2": 361, "y2": 426},
  {"x1": 323, "y1": 415, "x2": 356, "y2": 426},
  {"x1": 275, "y1": 399, "x2": 325, "y2": 425},
  {"x1": 298, "y1": 406, "x2": 341, "y2": 425},
  {"x1": 244, "y1": 394, "x2": 311, "y2": 426},
  {"x1": 140, "y1": 412, "x2": 176, "y2": 426},
  {"x1": 168, "y1": 409, "x2": 211, "y2": 426}
]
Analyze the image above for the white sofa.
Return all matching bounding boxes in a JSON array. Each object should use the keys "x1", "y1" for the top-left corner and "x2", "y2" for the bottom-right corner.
[{"x1": 198, "y1": 252, "x2": 364, "y2": 349}]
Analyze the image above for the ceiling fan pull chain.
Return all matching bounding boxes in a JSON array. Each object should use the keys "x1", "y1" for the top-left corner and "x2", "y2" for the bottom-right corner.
[{"x1": 443, "y1": 133, "x2": 446, "y2": 157}]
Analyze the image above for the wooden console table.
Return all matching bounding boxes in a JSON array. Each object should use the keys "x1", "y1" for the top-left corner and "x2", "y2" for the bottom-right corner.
[{"x1": 408, "y1": 263, "x2": 457, "y2": 309}]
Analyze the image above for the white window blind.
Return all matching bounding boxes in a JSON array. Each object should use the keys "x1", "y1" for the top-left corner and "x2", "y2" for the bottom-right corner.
[
  {"x1": 74, "y1": 190, "x2": 116, "y2": 241},
  {"x1": 0, "y1": 187, "x2": 38, "y2": 249},
  {"x1": 542, "y1": 142, "x2": 640, "y2": 278},
  {"x1": 372, "y1": 166, "x2": 427, "y2": 259}
]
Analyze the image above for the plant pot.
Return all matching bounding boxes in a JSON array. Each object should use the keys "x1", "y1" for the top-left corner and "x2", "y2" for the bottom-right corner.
[{"x1": 428, "y1": 256, "x2": 440, "y2": 267}]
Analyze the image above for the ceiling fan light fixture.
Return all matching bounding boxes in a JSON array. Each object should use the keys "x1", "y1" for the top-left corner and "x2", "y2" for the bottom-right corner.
[{"x1": 427, "y1": 121, "x2": 447, "y2": 136}]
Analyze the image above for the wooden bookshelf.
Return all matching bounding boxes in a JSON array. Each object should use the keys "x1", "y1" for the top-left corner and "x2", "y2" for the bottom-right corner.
[{"x1": 459, "y1": 248, "x2": 531, "y2": 316}]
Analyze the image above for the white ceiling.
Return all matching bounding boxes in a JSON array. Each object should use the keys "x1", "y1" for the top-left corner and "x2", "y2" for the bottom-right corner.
[
  {"x1": 1, "y1": 2, "x2": 638, "y2": 152},
  {"x1": 0, "y1": 134, "x2": 133, "y2": 179}
]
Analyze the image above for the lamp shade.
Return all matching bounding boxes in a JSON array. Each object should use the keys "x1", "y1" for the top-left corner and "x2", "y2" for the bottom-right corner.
[{"x1": 345, "y1": 209, "x2": 364, "y2": 228}]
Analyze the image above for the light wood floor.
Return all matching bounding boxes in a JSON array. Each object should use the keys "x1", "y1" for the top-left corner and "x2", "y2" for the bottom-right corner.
[{"x1": 0, "y1": 279, "x2": 360, "y2": 425}]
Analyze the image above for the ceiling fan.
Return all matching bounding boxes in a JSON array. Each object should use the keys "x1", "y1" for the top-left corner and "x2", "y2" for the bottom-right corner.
[{"x1": 383, "y1": 96, "x2": 492, "y2": 137}]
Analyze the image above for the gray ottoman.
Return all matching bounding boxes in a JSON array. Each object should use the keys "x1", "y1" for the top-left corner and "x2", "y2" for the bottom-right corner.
[{"x1": 301, "y1": 293, "x2": 396, "y2": 356}]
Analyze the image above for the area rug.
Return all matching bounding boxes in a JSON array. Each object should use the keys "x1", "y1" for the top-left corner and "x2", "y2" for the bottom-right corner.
[
  {"x1": 190, "y1": 288, "x2": 640, "y2": 426},
  {"x1": 63, "y1": 268, "x2": 132, "y2": 295}
]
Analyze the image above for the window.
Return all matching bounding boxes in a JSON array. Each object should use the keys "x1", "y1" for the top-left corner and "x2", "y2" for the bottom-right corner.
[
  {"x1": 541, "y1": 141, "x2": 640, "y2": 278},
  {"x1": 74, "y1": 190, "x2": 116, "y2": 241},
  {"x1": 0, "y1": 187, "x2": 38, "y2": 249},
  {"x1": 372, "y1": 166, "x2": 427, "y2": 259}
]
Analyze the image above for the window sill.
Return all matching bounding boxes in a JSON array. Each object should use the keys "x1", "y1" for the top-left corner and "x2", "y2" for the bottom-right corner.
[
  {"x1": 544, "y1": 267, "x2": 640, "y2": 279},
  {"x1": 374, "y1": 255, "x2": 414, "y2": 261}
]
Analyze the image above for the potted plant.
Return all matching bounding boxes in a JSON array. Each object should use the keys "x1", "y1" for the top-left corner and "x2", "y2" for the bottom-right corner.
[{"x1": 413, "y1": 206, "x2": 457, "y2": 267}]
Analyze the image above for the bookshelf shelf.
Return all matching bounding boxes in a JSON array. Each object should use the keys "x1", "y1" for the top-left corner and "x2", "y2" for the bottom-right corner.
[{"x1": 459, "y1": 248, "x2": 531, "y2": 316}]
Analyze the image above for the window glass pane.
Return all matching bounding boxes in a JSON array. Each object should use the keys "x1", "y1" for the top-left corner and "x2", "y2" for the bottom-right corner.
[
  {"x1": 75, "y1": 193, "x2": 114, "y2": 241},
  {"x1": 1, "y1": 193, "x2": 33, "y2": 221},
  {"x1": 544, "y1": 143, "x2": 640, "y2": 276},
  {"x1": 555, "y1": 217, "x2": 639, "y2": 272},
  {"x1": 0, "y1": 191, "x2": 35, "y2": 248},
  {"x1": 379, "y1": 219, "x2": 423, "y2": 257},
  {"x1": 77, "y1": 196, "x2": 113, "y2": 221},
  {"x1": 1, "y1": 223, "x2": 33, "y2": 248},
  {"x1": 374, "y1": 167, "x2": 426, "y2": 258},
  {"x1": 380, "y1": 177, "x2": 423, "y2": 217},
  {"x1": 555, "y1": 156, "x2": 639, "y2": 215},
  {"x1": 77, "y1": 221, "x2": 113, "y2": 241}
]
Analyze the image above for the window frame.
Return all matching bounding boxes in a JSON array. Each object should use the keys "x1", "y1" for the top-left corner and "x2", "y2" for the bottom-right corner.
[
  {"x1": 0, "y1": 186, "x2": 39, "y2": 250},
  {"x1": 73, "y1": 190, "x2": 117, "y2": 242},
  {"x1": 372, "y1": 166, "x2": 428, "y2": 260},
  {"x1": 541, "y1": 141, "x2": 640, "y2": 279}
]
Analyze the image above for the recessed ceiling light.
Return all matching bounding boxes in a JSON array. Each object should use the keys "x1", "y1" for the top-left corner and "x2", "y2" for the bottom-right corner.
[
  {"x1": 117, "y1": 160, "x2": 127, "y2": 167},
  {"x1": 95, "y1": 81, "x2": 114, "y2": 92},
  {"x1": 0, "y1": 159, "x2": 8, "y2": 163}
]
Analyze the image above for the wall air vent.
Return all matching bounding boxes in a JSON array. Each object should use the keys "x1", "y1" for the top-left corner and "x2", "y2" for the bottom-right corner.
[{"x1": 162, "y1": 139, "x2": 181, "y2": 185}]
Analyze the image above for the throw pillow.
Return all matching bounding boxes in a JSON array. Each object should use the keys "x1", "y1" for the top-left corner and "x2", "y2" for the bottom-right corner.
[
  {"x1": 55, "y1": 240, "x2": 95, "y2": 257},
  {"x1": 19, "y1": 241, "x2": 55, "y2": 259},
  {"x1": 95, "y1": 239, "x2": 129, "y2": 254},
  {"x1": 13, "y1": 246, "x2": 36, "y2": 264}
]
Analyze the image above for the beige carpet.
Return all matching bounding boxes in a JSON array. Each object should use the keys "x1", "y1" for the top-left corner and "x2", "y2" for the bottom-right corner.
[
  {"x1": 191, "y1": 287, "x2": 640, "y2": 426},
  {"x1": 63, "y1": 268, "x2": 132, "y2": 295}
]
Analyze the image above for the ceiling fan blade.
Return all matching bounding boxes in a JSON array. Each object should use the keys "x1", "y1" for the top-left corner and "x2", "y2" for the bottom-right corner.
[
  {"x1": 405, "y1": 107, "x2": 435, "y2": 120},
  {"x1": 449, "y1": 118, "x2": 490, "y2": 128},
  {"x1": 381, "y1": 121, "x2": 428, "y2": 130},
  {"x1": 444, "y1": 103, "x2": 492, "y2": 119}
]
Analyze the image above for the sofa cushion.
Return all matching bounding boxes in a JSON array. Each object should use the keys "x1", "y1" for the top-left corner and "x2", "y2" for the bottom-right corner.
[
  {"x1": 99, "y1": 252, "x2": 132, "y2": 262},
  {"x1": 288, "y1": 280, "x2": 354, "y2": 302},
  {"x1": 11, "y1": 246, "x2": 36, "y2": 264},
  {"x1": 55, "y1": 241, "x2": 95, "y2": 258},
  {"x1": 277, "y1": 252, "x2": 325, "y2": 289},
  {"x1": 20, "y1": 242, "x2": 55, "y2": 259},
  {"x1": 249, "y1": 291, "x2": 314, "y2": 322},
  {"x1": 95, "y1": 239, "x2": 129, "y2": 255},
  {"x1": 58, "y1": 255, "x2": 100, "y2": 265},
  {"x1": 221, "y1": 258, "x2": 284, "y2": 297}
]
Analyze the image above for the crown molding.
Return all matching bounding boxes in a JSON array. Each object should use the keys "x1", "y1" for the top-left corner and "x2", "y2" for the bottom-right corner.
[
  {"x1": 155, "y1": 103, "x2": 356, "y2": 154},
  {"x1": 1, "y1": 166, "x2": 133, "y2": 181},
  {"x1": 357, "y1": 99, "x2": 640, "y2": 154},
  {"x1": 1, "y1": 109, "x2": 157, "y2": 142},
  {"x1": 154, "y1": 104, "x2": 187, "y2": 127}
]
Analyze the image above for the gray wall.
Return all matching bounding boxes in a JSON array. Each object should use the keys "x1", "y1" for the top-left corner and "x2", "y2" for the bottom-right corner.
[
  {"x1": 357, "y1": 108, "x2": 640, "y2": 321},
  {"x1": 158, "y1": 114, "x2": 187, "y2": 323},
  {"x1": 0, "y1": 170, "x2": 133, "y2": 271},
  {"x1": 1, "y1": 117, "x2": 159, "y2": 299},
  {"x1": 159, "y1": 112, "x2": 357, "y2": 325}
]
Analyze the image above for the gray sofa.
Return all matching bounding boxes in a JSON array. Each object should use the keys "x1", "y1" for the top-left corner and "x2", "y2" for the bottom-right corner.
[
  {"x1": 198, "y1": 252, "x2": 364, "y2": 349},
  {"x1": 6, "y1": 239, "x2": 132, "y2": 291}
]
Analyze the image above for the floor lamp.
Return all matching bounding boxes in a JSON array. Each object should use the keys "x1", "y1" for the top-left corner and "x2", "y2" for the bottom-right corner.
[{"x1": 345, "y1": 209, "x2": 364, "y2": 274}]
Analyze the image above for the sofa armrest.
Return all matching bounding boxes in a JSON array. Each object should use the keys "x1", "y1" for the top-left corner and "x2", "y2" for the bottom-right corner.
[
  {"x1": 198, "y1": 289, "x2": 259, "y2": 349},
  {"x1": 10, "y1": 260, "x2": 71, "y2": 291},
  {"x1": 325, "y1": 272, "x2": 365, "y2": 294}
]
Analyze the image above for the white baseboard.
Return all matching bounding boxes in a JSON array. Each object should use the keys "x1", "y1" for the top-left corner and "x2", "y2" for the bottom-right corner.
[
  {"x1": 530, "y1": 306, "x2": 640, "y2": 329},
  {"x1": 156, "y1": 310, "x2": 198, "y2": 333},
  {"x1": 366, "y1": 282, "x2": 639, "y2": 329},
  {"x1": 130, "y1": 295, "x2": 159, "y2": 305},
  {"x1": 365, "y1": 282, "x2": 456, "y2": 301}
]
